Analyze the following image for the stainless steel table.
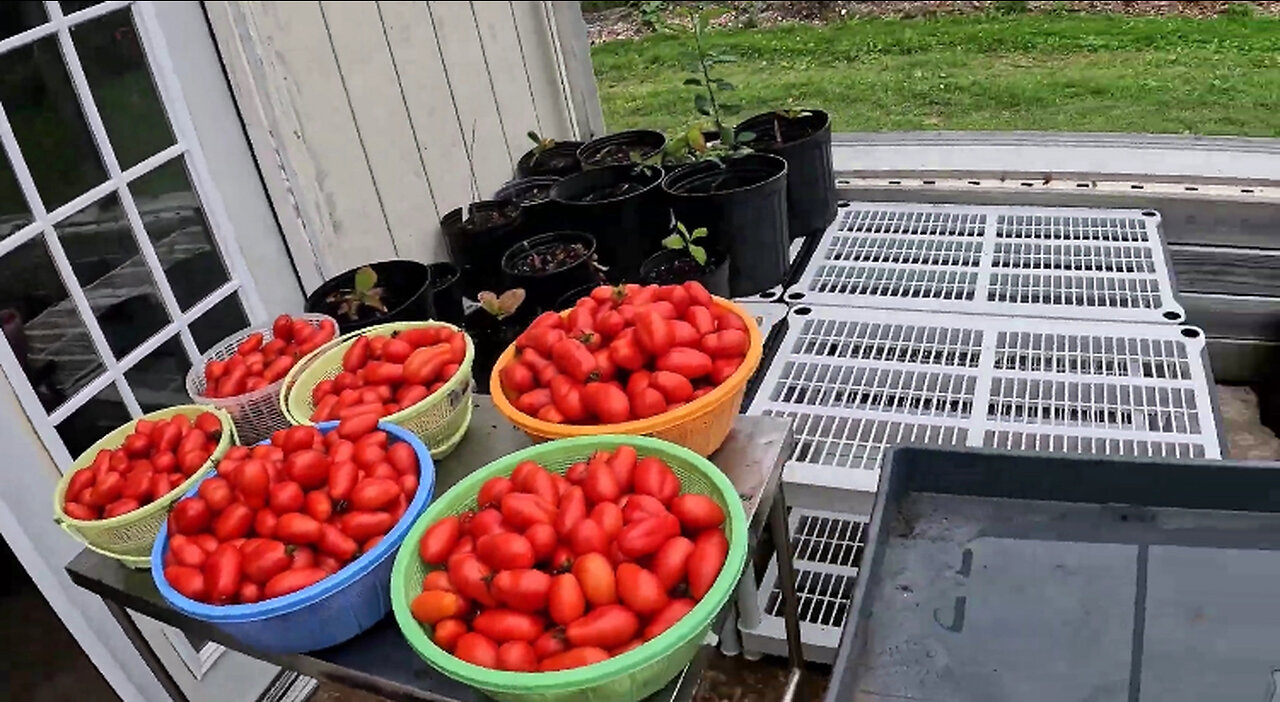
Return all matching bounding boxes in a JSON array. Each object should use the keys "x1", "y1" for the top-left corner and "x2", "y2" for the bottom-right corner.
[{"x1": 66, "y1": 397, "x2": 806, "y2": 702}]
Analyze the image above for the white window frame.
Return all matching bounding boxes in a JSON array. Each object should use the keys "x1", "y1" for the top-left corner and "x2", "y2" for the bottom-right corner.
[{"x1": 0, "y1": 0, "x2": 267, "y2": 469}]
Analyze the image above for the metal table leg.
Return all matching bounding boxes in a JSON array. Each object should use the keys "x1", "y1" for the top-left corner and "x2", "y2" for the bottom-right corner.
[
  {"x1": 103, "y1": 598, "x2": 191, "y2": 702},
  {"x1": 768, "y1": 485, "x2": 805, "y2": 700}
]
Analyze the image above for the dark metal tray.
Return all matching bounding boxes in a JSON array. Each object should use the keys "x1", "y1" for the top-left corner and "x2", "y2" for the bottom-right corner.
[{"x1": 826, "y1": 446, "x2": 1280, "y2": 702}]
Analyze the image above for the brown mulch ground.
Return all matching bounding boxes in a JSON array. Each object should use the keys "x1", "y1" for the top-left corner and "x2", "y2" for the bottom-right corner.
[{"x1": 586, "y1": 1, "x2": 1280, "y2": 43}]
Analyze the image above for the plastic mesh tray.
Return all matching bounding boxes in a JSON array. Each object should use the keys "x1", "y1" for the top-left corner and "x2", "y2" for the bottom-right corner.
[
  {"x1": 747, "y1": 305, "x2": 1222, "y2": 503},
  {"x1": 788, "y1": 203, "x2": 1185, "y2": 323},
  {"x1": 739, "y1": 508, "x2": 870, "y2": 664}
]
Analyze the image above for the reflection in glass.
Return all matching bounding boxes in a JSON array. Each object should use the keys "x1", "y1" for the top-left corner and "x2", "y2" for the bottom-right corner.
[
  {"x1": 0, "y1": 236, "x2": 105, "y2": 411},
  {"x1": 0, "y1": 145, "x2": 34, "y2": 242},
  {"x1": 0, "y1": 3, "x2": 47, "y2": 42},
  {"x1": 190, "y1": 294, "x2": 248, "y2": 353},
  {"x1": 125, "y1": 334, "x2": 190, "y2": 413},
  {"x1": 0, "y1": 37, "x2": 107, "y2": 208},
  {"x1": 55, "y1": 192, "x2": 170, "y2": 359},
  {"x1": 61, "y1": 2, "x2": 104, "y2": 14},
  {"x1": 131, "y1": 159, "x2": 230, "y2": 310},
  {"x1": 73, "y1": 9, "x2": 175, "y2": 169},
  {"x1": 56, "y1": 381, "x2": 130, "y2": 457}
]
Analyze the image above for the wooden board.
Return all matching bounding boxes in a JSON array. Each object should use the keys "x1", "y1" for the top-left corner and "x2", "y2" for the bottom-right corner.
[{"x1": 1169, "y1": 246, "x2": 1280, "y2": 297}]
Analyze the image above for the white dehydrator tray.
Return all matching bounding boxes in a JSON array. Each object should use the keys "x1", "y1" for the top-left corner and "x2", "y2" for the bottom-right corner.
[
  {"x1": 739, "y1": 507, "x2": 870, "y2": 664},
  {"x1": 747, "y1": 305, "x2": 1222, "y2": 512},
  {"x1": 787, "y1": 202, "x2": 1186, "y2": 323}
]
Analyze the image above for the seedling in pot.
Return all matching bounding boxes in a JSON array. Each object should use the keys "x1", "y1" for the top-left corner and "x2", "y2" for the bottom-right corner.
[
  {"x1": 326, "y1": 266, "x2": 388, "y2": 321},
  {"x1": 662, "y1": 222, "x2": 709, "y2": 266},
  {"x1": 477, "y1": 288, "x2": 526, "y2": 320},
  {"x1": 509, "y1": 239, "x2": 593, "y2": 277},
  {"x1": 670, "y1": 6, "x2": 754, "y2": 163}
]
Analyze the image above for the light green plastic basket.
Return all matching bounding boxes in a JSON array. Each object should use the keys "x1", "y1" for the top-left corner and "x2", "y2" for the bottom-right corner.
[
  {"x1": 390, "y1": 435, "x2": 748, "y2": 702},
  {"x1": 280, "y1": 321, "x2": 474, "y2": 459},
  {"x1": 52, "y1": 405, "x2": 236, "y2": 569}
]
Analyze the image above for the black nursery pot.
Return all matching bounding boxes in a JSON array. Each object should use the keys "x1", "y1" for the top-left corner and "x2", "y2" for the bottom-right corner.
[
  {"x1": 663, "y1": 154, "x2": 789, "y2": 298},
  {"x1": 424, "y1": 261, "x2": 465, "y2": 326},
  {"x1": 494, "y1": 177, "x2": 563, "y2": 239},
  {"x1": 736, "y1": 109, "x2": 835, "y2": 239},
  {"x1": 464, "y1": 306, "x2": 534, "y2": 394},
  {"x1": 304, "y1": 260, "x2": 432, "y2": 335},
  {"x1": 516, "y1": 140, "x2": 583, "y2": 179},
  {"x1": 577, "y1": 130, "x2": 666, "y2": 169},
  {"x1": 501, "y1": 231, "x2": 601, "y2": 315},
  {"x1": 441, "y1": 200, "x2": 524, "y2": 298},
  {"x1": 639, "y1": 249, "x2": 731, "y2": 299},
  {"x1": 550, "y1": 164, "x2": 668, "y2": 282}
]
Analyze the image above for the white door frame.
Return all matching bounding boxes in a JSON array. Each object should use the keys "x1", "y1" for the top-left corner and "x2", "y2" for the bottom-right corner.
[{"x1": 0, "y1": 2, "x2": 301, "y2": 700}]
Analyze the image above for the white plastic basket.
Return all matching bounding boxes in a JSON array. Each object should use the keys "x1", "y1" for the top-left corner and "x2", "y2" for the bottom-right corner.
[{"x1": 185, "y1": 313, "x2": 336, "y2": 445}]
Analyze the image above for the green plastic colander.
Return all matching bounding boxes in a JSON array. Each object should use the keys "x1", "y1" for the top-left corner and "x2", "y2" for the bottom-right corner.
[{"x1": 390, "y1": 435, "x2": 748, "y2": 702}]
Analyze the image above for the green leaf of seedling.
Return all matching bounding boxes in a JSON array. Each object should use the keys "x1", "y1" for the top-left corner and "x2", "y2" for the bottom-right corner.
[
  {"x1": 694, "y1": 93, "x2": 711, "y2": 116},
  {"x1": 527, "y1": 130, "x2": 541, "y2": 144},
  {"x1": 661, "y1": 233, "x2": 685, "y2": 250},
  {"x1": 687, "y1": 127, "x2": 706, "y2": 153},
  {"x1": 737, "y1": 130, "x2": 756, "y2": 144},
  {"x1": 690, "y1": 227, "x2": 708, "y2": 240},
  {"x1": 714, "y1": 79, "x2": 735, "y2": 91},
  {"x1": 683, "y1": 77, "x2": 702, "y2": 86},
  {"x1": 720, "y1": 102, "x2": 742, "y2": 115},
  {"x1": 718, "y1": 125, "x2": 734, "y2": 144},
  {"x1": 676, "y1": 221, "x2": 690, "y2": 236},
  {"x1": 353, "y1": 266, "x2": 377, "y2": 294},
  {"x1": 688, "y1": 243, "x2": 707, "y2": 266}
]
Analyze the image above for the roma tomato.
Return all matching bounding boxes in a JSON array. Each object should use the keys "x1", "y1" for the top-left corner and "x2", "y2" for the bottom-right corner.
[
  {"x1": 644, "y1": 598, "x2": 697, "y2": 640},
  {"x1": 203, "y1": 544, "x2": 243, "y2": 604},
  {"x1": 550, "y1": 338, "x2": 598, "y2": 384},
  {"x1": 477, "y1": 477, "x2": 514, "y2": 509},
  {"x1": 500, "y1": 362, "x2": 536, "y2": 397},
  {"x1": 476, "y1": 532, "x2": 536, "y2": 570},
  {"x1": 350, "y1": 477, "x2": 401, "y2": 511},
  {"x1": 533, "y1": 630, "x2": 569, "y2": 660},
  {"x1": 264, "y1": 567, "x2": 327, "y2": 599},
  {"x1": 317, "y1": 523, "x2": 358, "y2": 561},
  {"x1": 670, "y1": 493, "x2": 726, "y2": 531},
  {"x1": 170, "y1": 498, "x2": 213, "y2": 535},
  {"x1": 582, "y1": 460, "x2": 620, "y2": 504},
  {"x1": 633, "y1": 457, "x2": 680, "y2": 504},
  {"x1": 524, "y1": 523, "x2": 557, "y2": 562},
  {"x1": 607, "y1": 336, "x2": 646, "y2": 373},
  {"x1": 651, "y1": 536, "x2": 695, "y2": 590},
  {"x1": 276, "y1": 513, "x2": 323, "y2": 545},
  {"x1": 649, "y1": 370, "x2": 694, "y2": 404},
  {"x1": 565, "y1": 604, "x2": 639, "y2": 650},
  {"x1": 688, "y1": 529, "x2": 729, "y2": 600},
  {"x1": 710, "y1": 356, "x2": 743, "y2": 384},
  {"x1": 197, "y1": 477, "x2": 235, "y2": 513},
  {"x1": 616, "y1": 513, "x2": 680, "y2": 559},
  {"x1": 616, "y1": 563, "x2": 669, "y2": 616},
  {"x1": 496, "y1": 641, "x2": 538, "y2": 672},
  {"x1": 268, "y1": 481, "x2": 305, "y2": 515},
  {"x1": 668, "y1": 319, "x2": 700, "y2": 348},
  {"x1": 285, "y1": 450, "x2": 329, "y2": 490},
  {"x1": 327, "y1": 461, "x2": 358, "y2": 502},
  {"x1": 447, "y1": 553, "x2": 498, "y2": 608},
  {"x1": 701, "y1": 329, "x2": 749, "y2": 358},
  {"x1": 548, "y1": 375, "x2": 588, "y2": 422},
  {"x1": 629, "y1": 386, "x2": 666, "y2": 419},
  {"x1": 253, "y1": 509, "x2": 278, "y2": 537},
  {"x1": 472, "y1": 609, "x2": 545, "y2": 643},
  {"x1": 539, "y1": 647, "x2": 609, "y2": 672},
  {"x1": 555, "y1": 486, "x2": 587, "y2": 536},
  {"x1": 548, "y1": 573, "x2": 586, "y2": 626},
  {"x1": 491, "y1": 568, "x2": 552, "y2": 613},
  {"x1": 590, "y1": 502, "x2": 623, "y2": 540},
  {"x1": 514, "y1": 388, "x2": 553, "y2": 417},
  {"x1": 571, "y1": 552, "x2": 616, "y2": 606},
  {"x1": 305, "y1": 490, "x2": 333, "y2": 523},
  {"x1": 432, "y1": 618, "x2": 467, "y2": 653},
  {"x1": 336, "y1": 414, "x2": 379, "y2": 441},
  {"x1": 607, "y1": 445, "x2": 638, "y2": 491},
  {"x1": 500, "y1": 493, "x2": 555, "y2": 530},
  {"x1": 453, "y1": 633, "x2": 499, "y2": 669},
  {"x1": 103, "y1": 498, "x2": 140, "y2": 519},
  {"x1": 242, "y1": 540, "x2": 291, "y2": 584},
  {"x1": 236, "y1": 459, "x2": 270, "y2": 507},
  {"x1": 622, "y1": 494, "x2": 668, "y2": 523},
  {"x1": 656, "y1": 347, "x2": 713, "y2": 379},
  {"x1": 165, "y1": 566, "x2": 207, "y2": 601},
  {"x1": 566, "y1": 518, "x2": 608, "y2": 556},
  {"x1": 634, "y1": 309, "x2": 673, "y2": 356},
  {"x1": 468, "y1": 508, "x2": 507, "y2": 539},
  {"x1": 386, "y1": 441, "x2": 418, "y2": 475},
  {"x1": 419, "y1": 516, "x2": 460, "y2": 565},
  {"x1": 411, "y1": 589, "x2": 468, "y2": 624}
]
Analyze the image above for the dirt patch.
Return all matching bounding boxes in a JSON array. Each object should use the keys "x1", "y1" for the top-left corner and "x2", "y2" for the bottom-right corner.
[{"x1": 586, "y1": 1, "x2": 1280, "y2": 43}]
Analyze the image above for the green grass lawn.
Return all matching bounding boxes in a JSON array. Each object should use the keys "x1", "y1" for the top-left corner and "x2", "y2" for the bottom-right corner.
[{"x1": 590, "y1": 12, "x2": 1280, "y2": 137}]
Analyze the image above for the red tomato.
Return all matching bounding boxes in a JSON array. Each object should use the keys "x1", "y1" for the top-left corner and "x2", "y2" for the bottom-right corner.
[
  {"x1": 253, "y1": 509, "x2": 278, "y2": 537},
  {"x1": 496, "y1": 641, "x2": 538, "y2": 672},
  {"x1": 514, "y1": 388, "x2": 553, "y2": 417},
  {"x1": 264, "y1": 567, "x2": 327, "y2": 599},
  {"x1": 236, "y1": 459, "x2": 270, "y2": 508},
  {"x1": 554, "y1": 486, "x2": 587, "y2": 536},
  {"x1": 548, "y1": 375, "x2": 589, "y2": 423},
  {"x1": 582, "y1": 460, "x2": 620, "y2": 505},
  {"x1": 714, "y1": 307, "x2": 747, "y2": 332},
  {"x1": 289, "y1": 546, "x2": 316, "y2": 570},
  {"x1": 275, "y1": 512, "x2": 323, "y2": 545},
  {"x1": 88, "y1": 472, "x2": 124, "y2": 507},
  {"x1": 165, "y1": 566, "x2": 207, "y2": 601},
  {"x1": 524, "y1": 523, "x2": 557, "y2": 563},
  {"x1": 583, "y1": 382, "x2": 630, "y2": 424},
  {"x1": 272, "y1": 314, "x2": 293, "y2": 341},
  {"x1": 517, "y1": 326, "x2": 567, "y2": 357},
  {"x1": 317, "y1": 522, "x2": 358, "y2": 561},
  {"x1": 238, "y1": 581, "x2": 262, "y2": 604},
  {"x1": 350, "y1": 478, "x2": 401, "y2": 511},
  {"x1": 539, "y1": 647, "x2": 610, "y2": 672},
  {"x1": 550, "y1": 338, "x2": 598, "y2": 384},
  {"x1": 342, "y1": 336, "x2": 370, "y2": 372},
  {"x1": 420, "y1": 516, "x2": 461, "y2": 565},
  {"x1": 616, "y1": 513, "x2": 681, "y2": 559},
  {"x1": 622, "y1": 494, "x2": 668, "y2": 523},
  {"x1": 336, "y1": 414, "x2": 379, "y2": 441},
  {"x1": 670, "y1": 494, "x2": 726, "y2": 532},
  {"x1": 548, "y1": 572, "x2": 586, "y2": 626},
  {"x1": 468, "y1": 508, "x2": 507, "y2": 539},
  {"x1": 433, "y1": 618, "x2": 468, "y2": 653},
  {"x1": 533, "y1": 629, "x2": 569, "y2": 660},
  {"x1": 242, "y1": 540, "x2": 291, "y2": 584},
  {"x1": 500, "y1": 362, "x2": 536, "y2": 398},
  {"x1": 170, "y1": 498, "x2": 212, "y2": 535},
  {"x1": 500, "y1": 493, "x2": 555, "y2": 530},
  {"x1": 607, "y1": 334, "x2": 646, "y2": 373},
  {"x1": 268, "y1": 481, "x2": 305, "y2": 515},
  {"x1": 710, "y1": 356, "x2": 743, "y2": 384},
  {"x1": 386, "y1": 442, "x2": 418, "y2": 475},
  {"x1": 651, "y1": 536, "x2": 695, "y2": 590},
  {"x1": 327, "y1": 461, "x2": 358, "y2": 502},
  {"x1": 549, "y1": 545, "x2": 574, "y2": 574},
  {"x1": 491, "y1": 568, "x2": 552, "y2": 613},
  {"x1": 473, "y1": 609, "x2": 544, "y2": 643},
  {"x1": 567, "y1": 518, "x2": 608, "y2": 556},
  {"x1": 633, "y1": 457, "x2": 681, "y2": 504},
  {"x1": 63, "y1": 502, "x2": 98, "y2": 521},
  {"x1": 476, "y1": 532, "x2": 536, "y2": 571},
  {"x1": 195, "y1": 477, "x2": 232, "y2": 513},
  {"x1": 203, "y1": 543, "x2": 243, "y2": 604},
  {"x1": 644, "y1": 598, "x2": 697, "y2": 640},
  {"x1": 477, "y1": 477, "x2": 514, "y2": 509},
  {"x1": 447, "y1": 553, "x2": 498, "y2": 607},
  {"x1": 616, "y1": 563, "x2": 669, "y2": 616},
  {"x1": 629, "y1": 385, "x2": 666, "y2": 419},
  {"x1": 649, "y1": 371, "x2": 694, "y2": 404},
  {"x1": 565, "y1": 604, "x2": 639, "y2": 650},
  {"x1": 285, "y1": 450, "x2": 329, "y2": 490},
  {"x1": 688, "y1": 529, "x2": 729, "y2": 600},
  {"x1": 103, "y1": 498, "x2": 140, "y2": 518},
  {"x1": 411, "y1": 589, "x2": 469, "y2": 624},
  {"x1": 634, "y1": 309, "x2": 673, "y2": 357},
  {"x1": 590, "y1": 502, "x2": 623, "y2": 540},
  {"x1": 656, "y1": 347, "x2": 713, "y2": 379},
  {"x1": 571, "y1": 553, "x2": 616, "y2": 606},
  {"x1": 454, "y1": 632, "x2": 499, "y2": 669}
]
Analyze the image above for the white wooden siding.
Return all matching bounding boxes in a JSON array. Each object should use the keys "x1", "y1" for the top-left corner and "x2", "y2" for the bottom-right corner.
[{"x1": 206, "y1": 1, "x2": 585, "y2": 287}]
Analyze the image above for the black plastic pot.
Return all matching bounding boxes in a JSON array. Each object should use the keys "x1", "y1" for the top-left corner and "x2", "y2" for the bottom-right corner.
[
  {"x1": 502, "y1": 231, "x2": 601, "y2": 315},
  {"x1": 663, "y1": 154, "x2": 789, "y2": 298},
  {"x1": 304, "y1": 260, "x2": 432, "y2": 335},
  {"x1": 441, "y1": 200, "x2": 524, "y2": 298},
  {"x1": 494, "y1": 177, "x2": 563, "y2": 239},
  {"x1": 639, "y1": 249, "x2": 731, "y2": 299},
  {"x1": 464, "y1": 306, "x2": 534, "y2": 394},
  {"x1": 577, "y1": 130, "x2": 666, "y2": 169},
  {"x1": 555, "y1": 283, "x2": 602, "y2": 312},
  {"x1": 550, "y1": 164, "x2": 668, "y2": 282},
  {"x1": 424, "y1": 261, "x2": 465, "y2": 326},
  {"x1": 736, "y1": 109, "x2": 835, "y2": 239},
  {"x1": 516, "y1": 140, "x2": 583, "y2": 179}
]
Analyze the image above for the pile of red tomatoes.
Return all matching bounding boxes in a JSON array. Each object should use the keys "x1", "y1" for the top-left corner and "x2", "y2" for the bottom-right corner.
[
  {"x1": 308, "y1": 326, "x2": 467, "y2": 423},
  {"x1": 202, "y1": 314, "x2": 337, "y2": 398},
  {"x1": 499, "y1": 282, "x2": 750, "y2": 425},
  {"x1": 410, "y1": 445, "x2": 730, "y2": 672},
  {"x1": 161, "y1": 417, "x2": 421, "y2": 605}
]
